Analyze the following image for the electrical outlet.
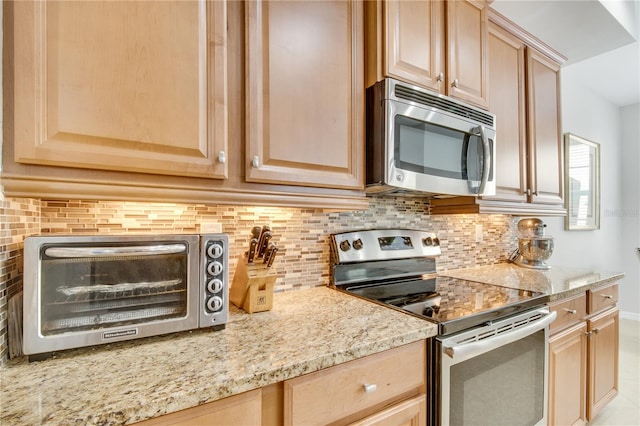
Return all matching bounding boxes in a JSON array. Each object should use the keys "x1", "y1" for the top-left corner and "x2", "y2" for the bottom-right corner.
[{"x1": 475, "y1": 224, "x2": 483, "y2": 243}]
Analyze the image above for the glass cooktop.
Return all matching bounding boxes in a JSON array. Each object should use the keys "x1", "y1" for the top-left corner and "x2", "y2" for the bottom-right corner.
[{"x1": 342, "y1": 276, "x2": 548, "y2": 335}]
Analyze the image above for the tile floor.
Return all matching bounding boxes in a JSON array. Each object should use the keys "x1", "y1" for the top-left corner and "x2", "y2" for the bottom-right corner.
[{"x1": 589, "y1": 318, "x2": 640, "y2": 426}]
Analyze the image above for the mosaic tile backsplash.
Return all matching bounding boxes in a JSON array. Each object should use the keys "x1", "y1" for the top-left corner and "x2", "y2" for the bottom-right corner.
[{"x1": 0, "y1": 196, "x2": 519, "y2": 364}]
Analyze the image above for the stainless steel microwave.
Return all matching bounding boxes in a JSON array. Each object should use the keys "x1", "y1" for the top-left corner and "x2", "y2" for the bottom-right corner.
[
  {"x1": 366, "y1": 78, "x2": 497, "y2": 197},
  {"x1": 23, "y1": 233, "x2": 229, "y2": 360}
]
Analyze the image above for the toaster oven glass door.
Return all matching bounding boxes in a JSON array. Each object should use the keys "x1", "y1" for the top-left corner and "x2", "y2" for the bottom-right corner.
[{"x1": 39, "y1": 242, "x2": 190, "y2": 335}]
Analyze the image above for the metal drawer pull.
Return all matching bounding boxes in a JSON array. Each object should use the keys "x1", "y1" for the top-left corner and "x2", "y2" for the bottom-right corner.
[
  {"x1": 363, "y1": 384, "x2": 377, "y2": 393},
  {"x1": 592, "y1": 328, "x2": 600, "y2": 335},
  {"x1": 564, "y1": 308, "x2": 577, "y2": 314},
  {"x1": 602, "y1": 294, "x2": 613, "y2": 299}
]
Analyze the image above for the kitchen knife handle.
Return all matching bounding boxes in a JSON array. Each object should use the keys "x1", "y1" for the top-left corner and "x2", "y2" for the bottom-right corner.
[
  {"x1": 247, "y1": 238, "x2": 258, "y2": 263},
  {"x1": 251, "y1": 226, "x2": 262, "y2": 239},
  {"x1": 266, "y1": 245, "x2": 279, "y2": 267},
  {"x1": 258, "y1": 231, "x2": 272, "y2": 258}
]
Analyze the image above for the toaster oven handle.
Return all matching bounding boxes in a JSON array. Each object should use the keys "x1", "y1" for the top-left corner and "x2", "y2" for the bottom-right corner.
[
  {"x1": 44, "y1": 244, "x2": 188, "y2": 258},
  {"x1": 473, "y1": 125, "x2": 490, "y2": 195}
]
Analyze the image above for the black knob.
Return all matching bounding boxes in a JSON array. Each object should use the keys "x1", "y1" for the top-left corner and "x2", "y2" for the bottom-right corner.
[
  {"x1": 352, "y1": 238, "x2": 363, "y2": 250},
  {"x1": 339, "y1": 240, "x2": 351, "y2": 252}
]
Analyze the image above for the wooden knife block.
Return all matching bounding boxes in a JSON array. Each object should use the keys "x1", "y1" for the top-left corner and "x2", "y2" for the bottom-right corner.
[{"x1": 230, "y1": 255, "x2": 277, "y2": 313}]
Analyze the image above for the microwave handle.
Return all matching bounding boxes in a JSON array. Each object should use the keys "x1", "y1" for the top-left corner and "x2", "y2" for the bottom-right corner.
[
  {"x1": 44, "y1": 244, "x2": 188, "y2": 258},
  {"x1": 473, "y1": 125, "x2": 491, "y2": 195}
]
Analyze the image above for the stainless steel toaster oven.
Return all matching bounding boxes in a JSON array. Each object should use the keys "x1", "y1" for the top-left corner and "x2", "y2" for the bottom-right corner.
[{"x1": 23, "y1": 233, "x2": 229, "y2": 360}]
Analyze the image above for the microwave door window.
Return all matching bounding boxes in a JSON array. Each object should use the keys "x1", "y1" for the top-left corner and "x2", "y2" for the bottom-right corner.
[
  {"x1": 395, "y1": 116, "x2": 465, "y2": 180},
  {"x1": 40, "y1": 245, "x2": 189, "y2": 335}
]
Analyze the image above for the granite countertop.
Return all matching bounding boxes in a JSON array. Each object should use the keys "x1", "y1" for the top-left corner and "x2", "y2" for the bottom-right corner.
[
  {"x1": 440, "y1": 262, "x2": 625, "y2": 301},
  {"x1": 0, "y1": 287, "x2": 437, "y2": 426}
]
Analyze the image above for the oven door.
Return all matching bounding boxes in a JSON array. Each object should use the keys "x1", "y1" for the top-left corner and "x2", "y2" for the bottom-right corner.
[
  {"x1": 436, "y1": 308, "x2": 557, "y2": 426},
  {"x1": 384, "y1": 98, "x2": 496, "y2": 197},
  {"x1": 23, "y1": 235, "x2": 200, "y2": 356}
]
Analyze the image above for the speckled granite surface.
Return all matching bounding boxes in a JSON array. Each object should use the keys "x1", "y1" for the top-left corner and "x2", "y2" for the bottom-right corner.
[
  {"x1": 0, "y1": 287, "x2": 436, "y2": 426},
  {"x1": 440, "y1": 263, "x2": 624, "y2": 301}
]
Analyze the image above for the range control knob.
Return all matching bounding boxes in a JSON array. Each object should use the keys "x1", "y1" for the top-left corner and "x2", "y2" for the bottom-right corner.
[
  {"x1": 339, "y1": 240, "x2": 351, "y2": 252},
  {"x1": 207, "y1": 278, "x2": 223, "y2": 294},
  {"x1": 423, "y1": 237, "x2": 433, "y2": 246},
  {"x1": 207, "y1": 261, "x2": 223, "y2": 276},
  {"x1": 352, "y1": 238, "x2": 363, "y2": 250},
  {"x1": 207, "y1": 243, "x2": 224, "y2": 258},
  {"x1": 433, "y1": 237, "x2": 440, "y2": 246},
  {"x1": 206, "y1": 296, "x2": 223, "y2": 312}
]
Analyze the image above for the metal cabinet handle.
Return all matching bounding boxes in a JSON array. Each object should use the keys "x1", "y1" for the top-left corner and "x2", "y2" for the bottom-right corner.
[
  {"x1": 452, "y1": 78, "x2": 459, "y2": 88},
  {"x1": 218, "y1": 151, "x2": 226, "y2": 164},
  {"x1": 602, "y1": 294, "x2": 613, "y2": 299},
  {"x1": 585, "y1": 331, "x2": 592, "y2": 337},
  {"x1": 252, "y1": 156, "x2": 260, "y2": 168},
  {"x1": 363, "y1": 384, "x2": 377, "y2": 393},
  {"x1": 437, "y1": 72, "x2": 444, "y2": 82},
  {"x1": 564, "y1": 308, "x2": 577, "y2": 314},
  {"x1": 592, "y1": 328, "x2": 600, "y2": 335}
]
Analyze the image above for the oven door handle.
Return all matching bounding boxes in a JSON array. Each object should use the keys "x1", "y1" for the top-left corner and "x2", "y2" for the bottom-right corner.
[
  {"x1": 443, "y1": 310, "x2": 557, "y2": 361},
  {"x1": 44, "y1": 244, "x2": 188, "y2": 258}
]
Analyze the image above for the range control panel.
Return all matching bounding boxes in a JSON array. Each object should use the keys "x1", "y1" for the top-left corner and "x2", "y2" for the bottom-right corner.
[{"x1": 331, "y1": 229, "x2": 442, "y2": 264}]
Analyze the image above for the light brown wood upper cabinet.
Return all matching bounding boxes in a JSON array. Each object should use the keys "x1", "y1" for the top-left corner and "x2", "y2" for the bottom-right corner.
[
  {"x1": 365, "y1": 0, "x2": 488, "y2": 109},
  {"x1": 430, "y1": 11, "x2": 565, "y2": 215},
  {"x1": 245, "y1": 0, "x2": 365, "y2": 190},
  {"x1": 13, "y1": 0, "x2": 228, "y2": 179}
]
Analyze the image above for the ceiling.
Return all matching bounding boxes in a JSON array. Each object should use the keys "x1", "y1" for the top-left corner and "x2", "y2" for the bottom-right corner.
[{"x1": 491, "y1": 0, "x2": 640, "y2": 107}]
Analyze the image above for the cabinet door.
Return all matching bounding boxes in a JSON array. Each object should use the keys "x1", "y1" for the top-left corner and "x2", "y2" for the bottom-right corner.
[
  {"x1": 446, "y1": 0, "x2": 488, "y2": 108},
  {"x1": 348, "y1": 394, "x2": 426, "y2": 426},
  {"x1": 526, "y1": 48, "x2": 564, "y2": 205},
  {"x1": 587, "y1": 308, "x2": 619, "y2": 421},
  {"x1": 383, "y1": 0, "x2": 444, "y2": 92},
  {"x1": 548, "y1": 322, "x2": 588, "y2": 426},
  {"x1": 136, "y1": 389, "x2": 262, "y2": 426},
  {"x1": 246, "y1": 0, "x2": 364, "y2": 190},
  {"x1": 14, "y1": 1, "x2": 228, "y2": 179},
  {"x1": 484, "y1": 21, "x2": 527, "y2": 203}
]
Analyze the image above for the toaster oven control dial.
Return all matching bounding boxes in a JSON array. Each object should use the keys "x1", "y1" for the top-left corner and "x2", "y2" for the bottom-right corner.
[
  {"x1": 207, "y1": 261, "x2": 223, "y2": 276},
  {"x1": 207, "y1": 296, "x2": 223, "y2": 312},
  {"x1": 207, "y1": 243, "x2": 224, "y2": 258},
  {"x1": 207, "y1": 278, "x2": 223, "y2": 294}
]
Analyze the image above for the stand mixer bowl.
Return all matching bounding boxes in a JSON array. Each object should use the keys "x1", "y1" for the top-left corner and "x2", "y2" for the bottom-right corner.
[{"x1": 513, "y1": 218, "x2": 554, "y2": 269}]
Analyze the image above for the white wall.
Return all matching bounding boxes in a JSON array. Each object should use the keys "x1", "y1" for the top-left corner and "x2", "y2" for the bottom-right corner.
[{"x1": 547, "y1": 64, "x2": 639, "y2": 319}]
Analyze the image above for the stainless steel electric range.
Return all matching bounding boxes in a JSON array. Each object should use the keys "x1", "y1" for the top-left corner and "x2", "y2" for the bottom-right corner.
[{"x1": 330, "y1": 229, "x2": 556, "y2": 426}]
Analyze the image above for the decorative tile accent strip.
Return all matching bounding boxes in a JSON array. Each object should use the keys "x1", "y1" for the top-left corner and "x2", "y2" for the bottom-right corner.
[{"x1": 1, "y1": 196, "x2": 519, "y2": 364}]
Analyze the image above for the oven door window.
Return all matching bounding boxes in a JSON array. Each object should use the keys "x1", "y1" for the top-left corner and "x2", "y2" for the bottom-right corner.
[
  {"x1": 39, "y1": 243, "x2": 189, "y2": 335},
  {"x1": 447, "y1": 329, "x2": 546, "y2": 425},
  {"x1": 394, "y1": 115, "x2": 493, "y2": 182}
]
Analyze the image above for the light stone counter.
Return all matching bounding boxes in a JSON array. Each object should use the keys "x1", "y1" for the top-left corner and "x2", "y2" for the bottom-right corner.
[
  {"x1": 0, "y1": 287, "x2": 436, "y2": 426},
  {"x1": 440, "y1": 263, "x2": 624, "y2": 301}
]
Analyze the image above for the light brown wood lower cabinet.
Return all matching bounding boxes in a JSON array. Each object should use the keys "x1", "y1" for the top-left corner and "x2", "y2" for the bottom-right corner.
[
  {"x1": 548, "y1": 322, "x2": 588, "y2": 426},
  {"x1": 547, "y1": 284, "x2": 619, "y2": 425},
  {"x1": 136, "y1": 389, "x2": 262, "y2": 426},
  {"x1": 348, "y1": 394, "x2": 426, "y2": 426}
]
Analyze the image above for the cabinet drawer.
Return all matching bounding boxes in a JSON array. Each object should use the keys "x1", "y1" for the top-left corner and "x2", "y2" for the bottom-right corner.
[
  {"x1": 588, "y1": 284, "x2": 618, "y2": 314},
  {"x1": 549, "y1": 294, "x2": 587, "y2": 333},
  {"x1": 283, "y1": 341, "x2": 426, "y2": 426}
]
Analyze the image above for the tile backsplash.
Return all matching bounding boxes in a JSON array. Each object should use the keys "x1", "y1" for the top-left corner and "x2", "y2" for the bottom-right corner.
[{"x1": 0, "y1": 196, "x2": 518, "y2": 364}]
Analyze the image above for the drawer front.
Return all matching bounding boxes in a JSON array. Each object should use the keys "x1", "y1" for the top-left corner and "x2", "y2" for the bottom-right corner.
[
  {"x1": 549, "y1": 294, "x2": 587, "y2": 333},
  {"x1": 588, "y1": 283, "x2": 618, "y2": 314},
  {"x1": 283, "y1": 341, "x2": 426, "y2": 426}
]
